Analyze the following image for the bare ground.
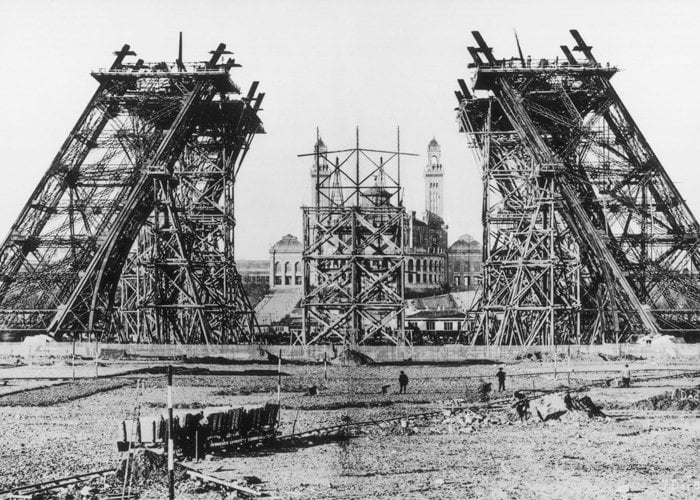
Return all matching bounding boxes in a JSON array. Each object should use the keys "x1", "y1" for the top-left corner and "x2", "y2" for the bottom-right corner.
[{"x1": 0, "y1": 356, "x2": 699, "y2": 499}]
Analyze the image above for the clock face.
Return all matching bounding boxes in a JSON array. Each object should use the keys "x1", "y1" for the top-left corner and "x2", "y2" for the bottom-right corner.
[{"x1": 431, "y1": 155, "x2": 438, "y2": 166}]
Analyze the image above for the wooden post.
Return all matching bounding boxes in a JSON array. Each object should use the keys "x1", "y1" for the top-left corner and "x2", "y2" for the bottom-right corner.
[
  {"x1": 324, "y1": 351, "x2": 328, "y2": 381},
  {"x1": 94, "y1": 337, "x2": 98, "y2": 378},
  {"x1": 277, "y1": 349, "x2": 282, "y2": 406},
  {"x1": 167, "y1": 365, "x2": 174, "y2": 500},
  {"x1": 291, "y1": 407, "x2": 301, "y2": 435},
  {"x1": 72, "y1": 339, "x2": 76, "y2": 381}
]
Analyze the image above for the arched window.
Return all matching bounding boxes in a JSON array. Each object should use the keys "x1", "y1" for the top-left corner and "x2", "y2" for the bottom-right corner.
[
  {"x1": 416, "y1": 260, "x2": 421, "y2": 272},
  {"x1": 284, "y1": 262, "x2": 291, "y2": 285},
  {"x1": 294, "y1": 261, "x2": 301, "y2": 285},
  {"x1": 408, "y1": 259, "x2": 414, "y2": 272},
  {"x1": 274, "y1": 261, "x2": 282, "y2": 285}
]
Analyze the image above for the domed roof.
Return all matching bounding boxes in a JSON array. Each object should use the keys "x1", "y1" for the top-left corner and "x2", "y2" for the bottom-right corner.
[
  {"x1": 449, "y1": 233, "x2": 481, "y2": 250},
  {"x1": 457, "y1": 233, "x2": 475, "y2": 243},
  {"x1": 272, "y1": 234, "x2": 303, "y2": 252},
  {"x1": 428, "y1": 137, "x2": 439, "y2": 148}
]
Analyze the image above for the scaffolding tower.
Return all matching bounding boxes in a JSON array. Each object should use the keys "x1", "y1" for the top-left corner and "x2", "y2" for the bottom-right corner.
[
  {"x1": 455, "y1": 30, "x2": 700, "y2": 345},
  {"x1": 0, "y1": 41, "x2": 264, "y2": 343},
  {"x1": 298, "y1": 130, "x2": 415, "y2": 346}
]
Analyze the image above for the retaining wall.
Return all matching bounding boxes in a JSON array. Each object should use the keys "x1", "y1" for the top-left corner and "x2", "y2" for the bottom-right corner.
[{"x1": 1, "y1": 342, "x2": 698, "y2": 362}]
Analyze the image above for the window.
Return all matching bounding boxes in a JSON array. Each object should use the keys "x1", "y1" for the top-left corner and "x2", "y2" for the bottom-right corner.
[
  {"x1": 426, "y1": 320, "x2": 435, "y2": 331},
  {"x1": 274, "y1": 276, "x2": 282, "y2": 285},
  {"x1": 284, "y1": 262, "x2": 291, "y2": 275},
  {"x1": 454, "y1": 276, "x2": 460, "y2": 286},
  {"x1": 444, "y1": 322, "x2": 454, "y2": 331},
  {"x1": 284, "y1": 276, "x2": 291, "y2": 285},
  {"x1": 274, "y1": 262, "x2": 281, "y2": 275},
  {"x1": 416, "y1": 260, "x2": 421, "y2": 272},
  {"x1": 294, "y1": 262, "x2": 300, "y2": 276},
  {"x1": 295, "y1": 276, "x2": 302, "y2": 285}
]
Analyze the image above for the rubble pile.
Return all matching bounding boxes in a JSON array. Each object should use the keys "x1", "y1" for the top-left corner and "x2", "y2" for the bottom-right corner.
[
  {"x1": 420, "y1": 408, "x2": 511, "y2": 434},
  {"x1": 633, "y1": 388, "x2": 700, "y2": 411},
  {"x1": 358, "y1": 408, "x2": 511, "y2": 437},
  {"x1": 531, "y1": 392, "x2": 606, "y2": 421},
  {"x1": 116, "y1": 449, "x2": 176, "y2": 487},
  {"x1": 335, "y1": 349, "x2": 375, "y2": 366},
  {"x1": 515, "y1": 351, "x2": 566, "y2": 362},
  {"x1": 598, "y1": 352, "x2": 644, "y2": 362}
]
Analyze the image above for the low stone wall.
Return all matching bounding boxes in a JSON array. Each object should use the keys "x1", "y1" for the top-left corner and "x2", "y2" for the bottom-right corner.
[{"x1": 0, "y1": 342, "x2": 698, "y2": 362}]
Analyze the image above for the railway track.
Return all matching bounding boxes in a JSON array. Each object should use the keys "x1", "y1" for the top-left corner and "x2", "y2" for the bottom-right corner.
[{"x1": 0, "y1": 469, "x2": 116, "y2": 499}]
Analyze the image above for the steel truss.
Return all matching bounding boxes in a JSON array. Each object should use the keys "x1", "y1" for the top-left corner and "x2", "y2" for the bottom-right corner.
[
  {"x1": 0, "y1": 42, "x2": 264, "y2": 343},
  {"x1": 298, "y1": 130, "x2": 415, "y2": 346},
  {"x1": 455, "y1": 30, "x2": 700, "y2": 345}
]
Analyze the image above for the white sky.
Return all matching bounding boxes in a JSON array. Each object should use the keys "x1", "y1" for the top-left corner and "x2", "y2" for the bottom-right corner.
[{"x1": 1, "y1": 0, "x2": 700, "y2": 259}]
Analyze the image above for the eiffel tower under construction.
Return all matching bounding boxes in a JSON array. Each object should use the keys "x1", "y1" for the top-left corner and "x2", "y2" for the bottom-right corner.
[
  {"x1": 456, "y1": 30, "x2": 700, "y2": 346},
  {"x1": 0, "y1": 39, "x2": 264, "y2": 343}
]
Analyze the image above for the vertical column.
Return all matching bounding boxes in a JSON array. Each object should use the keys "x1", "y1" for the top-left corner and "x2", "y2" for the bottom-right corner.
[{"x1": 167, "y1": 365, "x2": 174, "y2": 500}]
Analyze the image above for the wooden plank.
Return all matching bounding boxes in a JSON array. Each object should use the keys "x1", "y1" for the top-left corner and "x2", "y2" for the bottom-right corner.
[{"x1": 186, "y1": 470, "x2": 262, "y2": 497}]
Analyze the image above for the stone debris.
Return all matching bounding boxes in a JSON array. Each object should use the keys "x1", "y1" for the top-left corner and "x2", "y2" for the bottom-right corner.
[
  {"x1": 356, "y1": 407, "x2": 511, "y2": 437},
  {"x1": 532, "y1": 393, "x2": 569, "y2": 421},
  {"x1": 633, "y1": 388, "x2": 700, "y2": 411},
  {"x1": 531, "y1": 392, "x2": 605, "y2": 421},
  {"x1": 334, "y1": 349, "x2": 375, "y2": 366},
  {"x1": 360, "y1": 393, "x2": 607, "y2": 436},
  {"x1": 597, "y1": 352, "x2": 644, "y2": 361}
]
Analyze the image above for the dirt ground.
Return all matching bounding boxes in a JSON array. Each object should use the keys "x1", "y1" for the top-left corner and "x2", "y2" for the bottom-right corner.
[{"x1": 1, "y1": 355, "x2": 699, "y2": 499}]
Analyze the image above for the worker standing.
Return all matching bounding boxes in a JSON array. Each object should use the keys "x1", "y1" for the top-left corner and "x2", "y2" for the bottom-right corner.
[
  {"x1": 496, "y1": 367, "x2": 506, "y2": 392},
  {"x1": 398, "y1": 370, "x2": 409, "y2": 394},
  {"x1": 621, "y1": 364, "x2": 631, "y2": 388}
]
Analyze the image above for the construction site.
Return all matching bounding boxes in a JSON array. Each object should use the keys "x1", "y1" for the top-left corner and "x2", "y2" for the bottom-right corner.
[{"x1": 1, "y1": 22, "x2": 700, "y2": 500}]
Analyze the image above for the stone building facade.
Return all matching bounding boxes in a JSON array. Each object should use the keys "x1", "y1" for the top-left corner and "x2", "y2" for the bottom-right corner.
[
  {"x1": 269, "y1": 234, "x2": 303, "y2": 289},
  {"x1": 236, "y1": 260, "x2": 269, "y2": 284},
  {"x1": 447, "y1": 233, "x2": 481, "y2": 290},
  {"x1": 405, "y1": 138, "x2": 448, "y2": 293},
  {"x1": 266, "y1": 138, "x2": 485, "y2": 296}
]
